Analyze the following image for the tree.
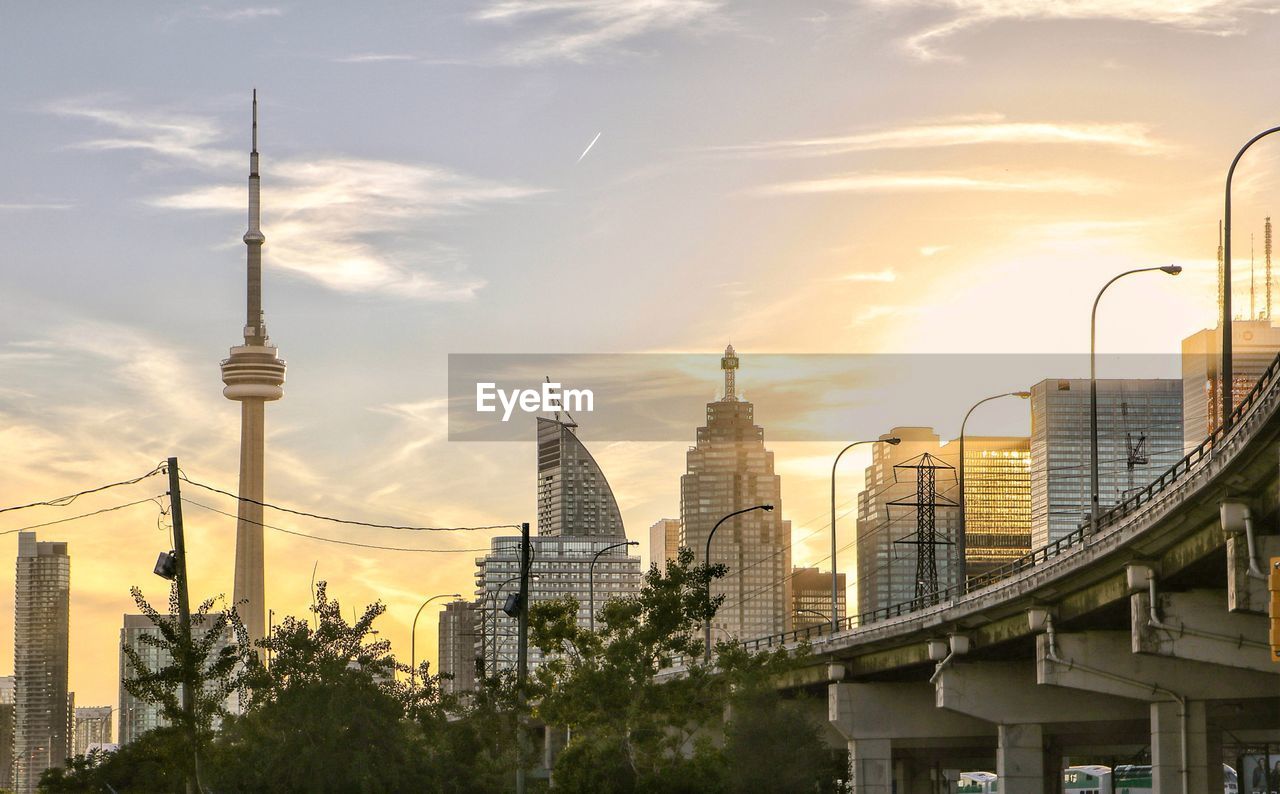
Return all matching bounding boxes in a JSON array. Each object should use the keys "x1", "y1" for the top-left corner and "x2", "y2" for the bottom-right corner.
[{"x1": 206, "y1": 582, "x2": 430, "y2": 793}]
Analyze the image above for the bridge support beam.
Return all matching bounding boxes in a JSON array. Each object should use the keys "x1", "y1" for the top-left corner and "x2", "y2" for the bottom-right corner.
[
  {"x1": 1150, "y1": 699, "x2": 1217, "y2": 794},
  {"x1": 936, "y1": 661, "x2": 1146, "y2": 724},
  {"x1": 997, "y1": 724, "x2": 1043, "y2": 794},
  {"x1": 1132, "y1": 588, "x2": 1273, "y2": 672},
  {"x1": 830, "y1": 682, "x2": 991, "y2": 794},
  {"x1": 1228, "y1": 533, "x2": 1280, "y2": 614}
]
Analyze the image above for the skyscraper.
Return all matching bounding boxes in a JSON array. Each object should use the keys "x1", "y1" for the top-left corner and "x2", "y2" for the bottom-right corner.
[
  {"x1": 961, "y1": 436, "x2": 1031, "y2": 580},
  {"x1": 680, "y1": 346, "x2": 792, "y2": 642},
  {"x1": 438, "y1": 600, "x2": 476, "y2": 696},
  {"x1": 856, "y1": 428, "x2": 959, "y2": 617},
  {"x1": 118, "y1": 614, "x2": 168, "y2": 746},
  {"x1": 220, "y1": 92, "x2": 286, "y2": 646},
  {"x1": 0, "y1": 677, "x2": 13, "y2": 791},
  {"x1": 1182, "y1": 320, "x2": 1280, "y2": 452},
  {"x1": 647, "y1": 518, "x2": 681, "y2": 575},
  {"x1": 72, "y1": 706, "x2": 112, "y2": 756},
  {"x1": 1030, "y1": 378, "x2": 1182, "y2": 548},
  {"x1": 790, "y1": 567, "x2": 844, "y2": 628},
  {"x1": 475, "y1": 418, "x2": 641, "y2": 676},
  {"x1": 14, "y1": 532, "x2": 70, "y2": 794},
  {"x1": 537, "y1": 417, "x2": 625, "y2": 538}
]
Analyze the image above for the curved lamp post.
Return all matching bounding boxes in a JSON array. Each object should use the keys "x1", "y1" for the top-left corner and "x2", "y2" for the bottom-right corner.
[
  {"x1": 410, "y1": 592, "x2": 461, "y2": 687},
  {"x1": 704, "y1": 504, "x2": 774, "y2": 664},
  {"x1": 1224, "y1": 126, "x2": 1280, "y2": 428},
  {"x1": 1090, "y1": 265, "x2": 1181, "y2": 531},
  {"x1": 957, "y1": 391, "x2": 1030, "y2": 592},
  {"x1": 589, "y1": 540, "x2": 638, "y2": 631},
  {"x1": 831, "y1": 436, "x2": 900, "y2": 632}
]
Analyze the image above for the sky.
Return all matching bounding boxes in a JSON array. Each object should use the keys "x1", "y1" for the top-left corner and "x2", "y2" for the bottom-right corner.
[{"x1": 1, "y1": 0, "x2": 1279, "y2": 709}]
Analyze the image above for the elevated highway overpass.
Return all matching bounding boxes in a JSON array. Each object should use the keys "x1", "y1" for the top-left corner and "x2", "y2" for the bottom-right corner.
[{"x1": 662, "y1": 355, "x2": 1280, "y2": 793}]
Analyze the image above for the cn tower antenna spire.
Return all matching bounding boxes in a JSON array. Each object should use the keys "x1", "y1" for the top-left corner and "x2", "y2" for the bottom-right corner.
[{"x1": 721, "y1": 344, "x2": 739, "y2": 401}]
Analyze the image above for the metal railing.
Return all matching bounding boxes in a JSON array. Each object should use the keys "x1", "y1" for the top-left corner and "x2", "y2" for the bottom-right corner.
[{"x1": 668, "y1": 350, "x2": 1280, "y2": 666}]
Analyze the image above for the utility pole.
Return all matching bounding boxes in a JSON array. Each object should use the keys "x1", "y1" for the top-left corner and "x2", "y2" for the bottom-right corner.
[
  {"x1": 166, "y1": 457, "x2": 202, "y2": 794},
  {"x1": 516, "y1": 521, "x2": 530, "y2": 794}
]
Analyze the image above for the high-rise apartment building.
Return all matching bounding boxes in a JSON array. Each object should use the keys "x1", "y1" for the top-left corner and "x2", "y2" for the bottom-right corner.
[
  {"x1": 790, "y1": 567, "x2": 844, "y2": 628},
  {"x1": 14, "y1": 532, "x2": 70, "y2": 794},
  {"x1": 1030, "y1": 379, "x2": 1183, "y2": 548},
  {"x1": 73, "y1": 706, "x2": 113, "y2": 756},
  {"x1": 1182, "y1": 320, "x2": 1280, "y2": 451},
  {"x1": 680, "y1": 346, "x2": 792, "y2": 642},
  {"x1": 475, "y1": 418, "x2": 641, "y2": 676},
  {"x1": 119, "y1": 614, "x2": 168, "y2": 745},
  {"x1": 0, "y1": 676, "x2": 13, "y2": 791},
  {"x1": 438, "y1": 600, "x2": 476, "y2": 696},
  {"x1": 647, "y1": 518, "x2": 681, "y2": 575}
]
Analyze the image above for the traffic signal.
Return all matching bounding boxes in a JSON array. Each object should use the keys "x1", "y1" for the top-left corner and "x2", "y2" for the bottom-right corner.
[{"x1": 1270, "y1": 557, "x2": 1280, "y2": 662}]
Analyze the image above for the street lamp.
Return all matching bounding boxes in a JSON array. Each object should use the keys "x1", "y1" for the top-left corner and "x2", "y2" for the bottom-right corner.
[
  {"x1": 795, "y1": 608, "x2": 828, "y2": 627},
  {"x1": 410, "y1": 592, "x2": 461, "y2": 687},
  {"x1": 1224, "y1": 126, "x2": 1280, "y2": 428},
  {"x1": 1090, "y1": 265, "x2": 1181, "y2": 531},
  {"x1": 831, "y1": 436, "x2": 900, "y2": 632},
  {"x1": 589, "y1": 540, "x2": 638, "y2": 632},
  {"x1": 704, "y1": 504, "x2": 774, "y2": 664},
  {"x1": 957, "y1": 391, "x2": 1030, "y2": 592}
]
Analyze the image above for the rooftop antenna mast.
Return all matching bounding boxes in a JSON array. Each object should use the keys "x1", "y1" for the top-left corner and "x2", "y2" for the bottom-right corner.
[
  {"x1": 545, "y1": 375, "x2": 576, "y2": 428},
  {"x1": 1267, "y1": 216, "x2": 1273, "y2": 320},
  {"x1": 1218, "y1": 220, "x2": 1225, "y2": 327},
  {"x1": 890, "y1": 452, "x2": 956, "y2": 608}
]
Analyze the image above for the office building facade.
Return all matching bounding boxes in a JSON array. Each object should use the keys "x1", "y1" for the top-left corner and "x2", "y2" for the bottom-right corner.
[
  {"x1": 1182, "y1": 320, "x2": 1280, "y2": 451},
  {"x1": 14, "y1": 532, "x2": 70, "y2": 794},
  {"x1": 790, "y1": 567, "x2": 844, "y2": 629},
  {"x1": 1030, "y1": 379, "x2": 1183, "y2": 548},
  {"x1": 648, "y1": 518, "x2": 681, "y2": 575},
  {"x1": 962, "y1": 436, "x2": 1032, "y2": 580},
  {"x1": 680, "y1": 346, "x2": 792, "y2": 642}
]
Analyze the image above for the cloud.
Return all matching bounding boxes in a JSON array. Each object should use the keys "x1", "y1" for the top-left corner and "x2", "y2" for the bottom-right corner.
[
  {"x1": 332, "y1": 53, "x2": 419, "y2": 64},
  {"x1": 715, "y1": 118, "x2": 1170, "y2": 158},
  {"x1": 871, "y1": 0, "x2": 1271, "y2": 61},
  {"x1": 51, "y1": 100, "x2": 542, "y2": 299},
  {"x1": 207, "y1": 6, "x2": 285, "y2": 21},
  {"x1": 752, "y1": 171, "x2": 1116, "y2": 197},
  {"x1": 49, "y1": 100, "x2": 239, "y2": 170},
  {"x1": 841, "y1": 270, "x2": 897, "y2": 283},
  {"x1": 474, "y1": 0, "x2": 726, "y2": 63},
  {"x1": 919, "y1": 245, "x2": 948, "y2": 257}
]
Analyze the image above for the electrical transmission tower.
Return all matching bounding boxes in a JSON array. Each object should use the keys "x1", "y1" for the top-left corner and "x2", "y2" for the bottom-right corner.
[{"x1": 890, "y1": 452, "x2": 956, "y2": 608}]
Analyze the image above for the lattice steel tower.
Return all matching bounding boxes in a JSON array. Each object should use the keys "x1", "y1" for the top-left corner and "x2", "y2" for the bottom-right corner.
[{"x1": 890, "y1": 453, "x2": 955, "y2": 607}]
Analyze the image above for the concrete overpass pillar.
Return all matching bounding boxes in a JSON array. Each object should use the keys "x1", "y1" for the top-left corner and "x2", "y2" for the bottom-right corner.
[
  {"x1": 997, "y1": 724, "x2": 1044, "y2": 794},
  {"x1": 849, "y1": 739, "x2": 892, "y2": 794},
  {"x1": 1150, "y1": 700, "x2": 1208, "y2": 794}
]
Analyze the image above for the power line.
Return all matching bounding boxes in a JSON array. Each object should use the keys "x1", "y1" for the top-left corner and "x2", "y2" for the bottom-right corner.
[
  {"x1": 0, "y1": 464, "x2": 165, "y2": 517},
  {"x1": 180, "y1": 497, "x2": 492, "y2": 554},
  {"x1": 178, "y1": 474, "x2": 519, "y2": 532},
  {"x1": 0, "y1": 496, "x2": 165, "y2": 537}
]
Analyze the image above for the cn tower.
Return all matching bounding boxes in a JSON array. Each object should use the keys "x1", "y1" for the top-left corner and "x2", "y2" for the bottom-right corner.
[{"x1": 220, "y1": 90, "x2": 285, "y2": 646}]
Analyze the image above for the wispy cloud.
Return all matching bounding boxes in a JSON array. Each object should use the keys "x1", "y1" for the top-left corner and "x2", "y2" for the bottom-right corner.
[
  {"x1": 474, "y1": 0, "x2": 726, "y2": 63},
  {"x1": 332, "y1": 53, "x2": 419, "y2": 64},
  {"x1": 919, "y1": 245, "x2": 948, "y2": 257},
  {"x1": 50, "y1": 100, "x2": 542, "y2": 299},
  {"x1": 207, "y1": 6, "x2": 285, "y2": 22},
  {"x1": 49, "y1": 100, "x2": 239, "y2": 170},
  {"x1": 872, "y1": 0, "x2": 1271, "y2": 61},
  {"x1": 716, "y1": 118, "x2": 1170, "y2": 158},
  {"x1": 841, "y1": 269, "x2": 897, "y2": 283},
  {"x1": 0, "y1": 203, "x2": 73, "y2": 211},
  {"x1": 752, "y1": 171, "x2": 1116, "y2": 197}
]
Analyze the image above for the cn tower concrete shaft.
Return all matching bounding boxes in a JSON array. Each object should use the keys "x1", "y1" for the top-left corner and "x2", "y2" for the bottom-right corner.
[{"x1": 221, "y1": 90, "x2": 284, "y2": 648}]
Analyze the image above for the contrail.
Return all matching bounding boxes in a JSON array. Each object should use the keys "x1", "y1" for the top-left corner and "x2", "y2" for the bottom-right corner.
[{"x1": 576, "y1": 132, "x2": 602, "y2": 163}]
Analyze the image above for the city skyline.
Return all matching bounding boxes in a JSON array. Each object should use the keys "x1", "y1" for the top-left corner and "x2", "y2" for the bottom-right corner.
[{"x1": 4, "y1": 2, "x2": 1280, "y2": 712}]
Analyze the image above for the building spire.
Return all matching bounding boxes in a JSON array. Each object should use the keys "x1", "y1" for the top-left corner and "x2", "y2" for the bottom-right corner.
[
  {"x1": 244, "y1": 90, "x2": 265, "y2": 344},
  {"x1": 721, "y1": 344, "x2": 739, "y2": 401}
]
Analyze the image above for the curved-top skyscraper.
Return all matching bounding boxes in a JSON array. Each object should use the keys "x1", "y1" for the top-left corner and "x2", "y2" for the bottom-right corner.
[{"x1": 220, "y1": 91, "x2": 285, "y2": 646}]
